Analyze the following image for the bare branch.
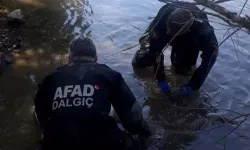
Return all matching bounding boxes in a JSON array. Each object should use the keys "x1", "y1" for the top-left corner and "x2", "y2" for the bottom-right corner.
[
  {"x1": 239, "y1": 0, "x2": 249, "y2": 16},
  {"x1": 204, "y1": 11, "x2": 240, "y2": 27},
  {"x1": 147, "y1": 16, "x2": 155, "y2": 19},
  {"x1": 234, "y1": 132, "x2": 250, "y2": 140},
  {"x1": 246, "y1": 15, "x2": 250, "y2": 20},
  {"x1": 164, "y1": 103, "x2": 243, "y2": 116},
  {"x1": 158, "y1": 0, "x2": 246, "y2": 30},
  {"x1": 215, "y1": 0, "x2": 232, "y2": 3},
  {"x1": 158, "y1": 0, "x2": 197, "y2": 5},
  {"x1": 130, "y1": 25, "x2": 141, "y2": 31},
  {"x1": 223, "y1": 138, "x2": 226, "y2": 150},
  {"x1": 205, "y1": 124, "x2": 225, "y2": 132},
  {"x1": 231, "y1": 113, "x2": 250, "y2": 121},
  {"x1": 237, "y1": 102, "x2": 250, "y2": 108},
  {"x1": 103, "y1": 42, "x2": 140, "y2": 61},
  {"x1": 223, "y1": 0, "x2": 249, "y2": 38},
  {"x1": 194, "y1": 0, "x2": 250, "y2": 32},
  {"x1": 229, "y1": 31, "x2": 240, "y2": 62},
  {"x1": 116, "y1": 43, "x2": 139, "y2": 53},
  {"x1": 209, "y1": 20, "x2": 232, "y2": 27},
  {"x1": 218, "y1": 27, "x2": 241, "y2": 47},
  {"x1": 216, "y1": 115, "x2": 249, "y2": 144}
]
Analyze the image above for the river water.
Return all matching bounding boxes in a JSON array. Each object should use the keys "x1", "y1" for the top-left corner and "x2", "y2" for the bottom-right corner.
[{"x1": 0, "y1": 0, "x2": 250, "y2": 150}]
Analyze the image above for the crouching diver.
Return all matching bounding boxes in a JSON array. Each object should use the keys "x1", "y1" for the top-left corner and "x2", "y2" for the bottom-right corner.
[{"x1": 34, "y1": 37, "x2": 151, "y2": 150}]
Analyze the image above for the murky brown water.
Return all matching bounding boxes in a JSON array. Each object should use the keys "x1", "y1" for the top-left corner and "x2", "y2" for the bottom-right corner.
[{"x1": 0, "y1": 0, "x2": 250, "y2": 150}]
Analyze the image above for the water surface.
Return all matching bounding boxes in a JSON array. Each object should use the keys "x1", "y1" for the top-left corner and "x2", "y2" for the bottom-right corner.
[{"x1": 0, "y1": 0, "x2": 250, "y2": 149}]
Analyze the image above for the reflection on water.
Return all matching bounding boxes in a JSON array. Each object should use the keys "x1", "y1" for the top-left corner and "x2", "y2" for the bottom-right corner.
[
  {"x1": 62, "y1": 0, "x2": 93, "y2": 37},
  {"x1": 0, "y1": 0, "x2": 250, "y2": 149}
]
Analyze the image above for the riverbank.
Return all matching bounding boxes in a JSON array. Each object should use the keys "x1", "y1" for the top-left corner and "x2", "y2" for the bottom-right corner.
[{"x1": 0, "y1": 6, "x2": 25, "y2": 76}]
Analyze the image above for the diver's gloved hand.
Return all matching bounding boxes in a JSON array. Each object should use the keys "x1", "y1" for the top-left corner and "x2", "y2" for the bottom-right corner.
[
  {"x1": 158, "y1": 81, "x2": 171, "y2": 93},
  {"x1": 181, "y1": 83, "x2": 193, "y2": 96}
]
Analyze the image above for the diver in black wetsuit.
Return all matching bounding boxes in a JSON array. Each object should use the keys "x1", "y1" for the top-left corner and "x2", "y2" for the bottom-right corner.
[
  {"x1": 132, "y1": 2, "x2": 218, "y2": 96},
  {"x1": 34, "y1": 37, "x2": 151, "y2": 150}
]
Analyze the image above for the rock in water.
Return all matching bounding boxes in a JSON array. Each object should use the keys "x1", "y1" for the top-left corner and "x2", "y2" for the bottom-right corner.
[
  {"x1": 7, "y1": 9, "x2": 25, "y2": 24},
  {"x1": 0, "y1": 52, "x2": 13, "y2": 76}
]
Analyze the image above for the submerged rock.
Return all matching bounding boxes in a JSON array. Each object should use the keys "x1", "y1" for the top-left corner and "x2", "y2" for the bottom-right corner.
[
  {"x1": 0, "y1": 52, "x2": 13, "y2": 76},
  {"x1": 7, "y1": 9, "x2": 25, "y2": 25}
]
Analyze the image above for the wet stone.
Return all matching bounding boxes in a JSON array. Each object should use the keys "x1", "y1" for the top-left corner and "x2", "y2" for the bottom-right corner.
[
  {"x1": 0, "y1": 52, "x2": 13, "y2": 76},
  {"x1": 7, "y1": 9, "x2": 25, "y2": 25},
  {"x1": 154, "y1": 126, "x2": 165, "y2": 139}
]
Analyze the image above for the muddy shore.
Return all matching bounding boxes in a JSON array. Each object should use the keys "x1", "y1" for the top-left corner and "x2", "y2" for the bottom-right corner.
[{"x1": 0, "y1": 6, "x2": 24, "y2": 76}]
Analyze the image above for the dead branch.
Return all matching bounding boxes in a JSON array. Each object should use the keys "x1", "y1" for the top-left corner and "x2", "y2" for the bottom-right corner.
[
  {"x1": 215, "y1": 0, "x2": 231, "y2": 4},
  {"x1": 168, "y1": 104, "x2": 243, "y2": 116},
  {"x1": 237, "y1": 102, "x2": 250, "y2": 108},
  {"x1": 203, "y1": 11, "x2": 240, "y2": 27},
  {"x1": 131, "y1": 25, "x2": 141, "y2": 31},
  {"x1": 229, "y1": 31, "x2": 240, "y2": 62},
  {"x1": 216, "y1": 115, "x2": 249, "y2": 144},
  {"x1": 246, "y1": 15, "x2": 250, "y2": 20},
  {"x1": 223, "y1": 138, "x2": 226, "y2": 150},
  {"x1": 239, "y1": 0, "x2": 249, "y2": 16},
  {"x1": 231, "y1": 113, "x2": 250, "y2": 121},
  {"x1": 158, "y1": 0, "x2": 197, "y2": 5},
  {"x1": 159, "y1": 0, "x2": 250, "y2": 32},
  {"x1": 223, "y1": 0, "x2": 250, "y2": 38},
  {"x1": 218, "y1": 27, "x2": 241, "y2": 47},
  {"x1": 194, "y1": 0, "x2": 250, "y2": 32},
  {"x1": 120, "y1": 43, "x2": 140, "y2": 52}
]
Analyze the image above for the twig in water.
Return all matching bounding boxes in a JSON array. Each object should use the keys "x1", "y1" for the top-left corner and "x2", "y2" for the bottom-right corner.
[
  {"x1": 147, "y1": 17, "x2": 155, "y2": 19},
  {"x1": 168, "y1": 103, "x2": 242, "y2": 116},
  {"x1": 246, "y1": 15, "x2": 250, "y2": 20},
  {"x1": 216, "y1": 115, "x2": 249, "y2": 144},
  {"x1": 234, "y1": 29, "x2": 240, "y2": 48},
  {"x1": 120, "y1": 43, "x2": 140, "y2": 52},
  {"x1": 231, "y1": 50, "x2": 250, "y2": 78},
  {"x1": 230, "y1": 112, "x2": 250, "y2": 121},
  {"x1": 130, "y1": 25, "x2": 141, "y2": 31},
  {"x1": 229, "y1": 31, "x2": 240, "y2": 62},
  {"x1": 102, "y1": 42, "x2": 140, "y2": 62},
  {"x1": 219, "y1": 28, "x2": 241, "y2": 47},
  {"x1": 237, "y1": 102, "x2": 250, "y2": 108},
  {"x1": 215, "y1": 0, "x2": 232, "y2": 3},
  {"x1": 106, "y1": 43, "x2": 140, "y2": 58},
  {"x1": 159, "y1": 0, "x2": 197, "y2": 5},
  {"x1": 218, "y1": 108, "x2": 243, "y2": 116},
  {"x1": 205, "y1": 124, "x2": 224, "y2": 132},
  {"x1": 239, "y1": 0, "x2": 249, "y2": 16},
  {"x1": 223, "y1": 138, "x2": 226, "y2": 150},
  {"x1": 109, "y1": 35, "x2": 114, "y2": 42},
  {"x1": 234, "y1": 132, "x2": 250, "y2": 140}
]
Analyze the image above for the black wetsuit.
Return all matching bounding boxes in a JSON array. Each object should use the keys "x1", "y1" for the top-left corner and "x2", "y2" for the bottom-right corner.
[
  {"x1": 34, "y1": 60, "x2": 150, "y2": 150},
  {"x1": 132, "y1": 2, "x2": 218, "y2": 90}
]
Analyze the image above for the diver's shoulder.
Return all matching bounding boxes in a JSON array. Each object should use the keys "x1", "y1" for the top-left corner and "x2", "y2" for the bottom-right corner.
[{"x1": 97, "y1": 63, "x2": 121, "y2": 75}]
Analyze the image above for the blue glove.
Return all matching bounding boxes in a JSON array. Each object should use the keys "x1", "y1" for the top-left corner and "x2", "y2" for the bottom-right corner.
[
  {"x1": 181, "y1": 83, "x2": 193, "y2": 96},
  {"x1": 158, "y1": 81, "x2": 171, "y2": 93}
]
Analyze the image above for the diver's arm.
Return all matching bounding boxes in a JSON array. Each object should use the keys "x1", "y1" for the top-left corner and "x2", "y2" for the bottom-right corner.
[
  {"x1": 34, "y1": 76, "x2": 53, "y2": 130},
  {"x1": 188, "y1": 25, "x2": 218, "y2": 90},
  {"x1": 110, "y1": 72, "x2": 151, "y2": 137}
]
